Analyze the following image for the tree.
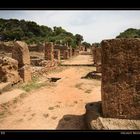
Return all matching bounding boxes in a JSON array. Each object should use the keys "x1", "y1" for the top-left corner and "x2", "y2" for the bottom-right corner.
[
  {"x1": 53, "y1": 26, "x2": 66, "y2": 36},
  {"x1": 82, "y1": 42, "x2": 91, "y2": 48},
  {"x1": 0, "y1": 18, "x2": 89, "y2": 47},
  {"x1": 75, "y1": 34, "x2": 83, "y2": 46},
  {"x1": 116, "y1": 28, "x2": 140, "y2": 38}
]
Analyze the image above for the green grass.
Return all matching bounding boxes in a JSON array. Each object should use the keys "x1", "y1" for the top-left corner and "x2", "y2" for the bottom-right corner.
[{"x1": 21, "y1": 76, "x2": 47, "y2": 92}]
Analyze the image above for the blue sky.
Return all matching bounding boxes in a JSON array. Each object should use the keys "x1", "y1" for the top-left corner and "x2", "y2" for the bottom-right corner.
[{"x1": 0, "y1": 10, "x2": 140, "y2": 43}]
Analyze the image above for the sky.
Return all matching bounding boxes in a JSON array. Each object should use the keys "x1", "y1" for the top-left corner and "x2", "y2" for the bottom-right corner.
[{"x1": 0, "y1": 10, "x2": 140, "y2": 44}]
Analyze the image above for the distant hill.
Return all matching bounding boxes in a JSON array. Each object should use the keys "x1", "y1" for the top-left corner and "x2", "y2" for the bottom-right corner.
[
  {"x1": 0, "y1": 18, "x2": 86, "y2": 48},
  {"x1": 116, "y1": 28, "x2": 140, "y2": 38}
]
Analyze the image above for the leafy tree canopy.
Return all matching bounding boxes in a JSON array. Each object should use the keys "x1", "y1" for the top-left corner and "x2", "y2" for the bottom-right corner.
[
  {"x1": 0, "y1": 18, "x2": 88, "y2": 48},
  {"x1": 116, "y1": 28, "x2": 140, "y2": 38}
]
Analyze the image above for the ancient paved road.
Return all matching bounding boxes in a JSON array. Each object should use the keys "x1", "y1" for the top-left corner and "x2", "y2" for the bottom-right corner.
[
  {"x1": 61, "y1": 54, "x2": 94, "y2": 66},
  {"x1": 0, "y1": 54, "x2": 101, "y2": 129}
]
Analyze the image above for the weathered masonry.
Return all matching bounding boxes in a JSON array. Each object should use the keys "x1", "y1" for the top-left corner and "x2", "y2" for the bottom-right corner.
[
  {"x1": 101, "y1": 38, "x2": 140, "y2": 119},
  {"x1": 44, "y1": 42, "x2": 54, "y2": 61},
  {"x1": 12, "y1": 41, "x2": 31, "y2": 83}
]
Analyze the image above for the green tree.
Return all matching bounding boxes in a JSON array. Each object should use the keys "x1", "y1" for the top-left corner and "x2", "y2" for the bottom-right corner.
[
  {"x1": 116, "y1": 28, "x2": 140, "y2": 38},
  {"x1": 82, "y1": 42, "x2": 91, "y2": 48},
  {"x1": 0, "y1": 18, "x2": 90, "y2": 47},
  {"x1": 75, "y1": 34, "x2": 83, "y2": 46}
]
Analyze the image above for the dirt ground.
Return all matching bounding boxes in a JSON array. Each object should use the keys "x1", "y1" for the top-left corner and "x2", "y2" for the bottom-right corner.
[
  {"x1": 61, "y1": 54, "x2": 93, "y2": 65},
  {"x1": 0, "y1": 54, "x2": 101, "y2": 130}
]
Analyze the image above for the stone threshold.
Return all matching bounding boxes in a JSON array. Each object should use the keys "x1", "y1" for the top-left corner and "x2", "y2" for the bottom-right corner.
[{"x1": 85, "y1": 101, "x2": 140, "y2": 130}]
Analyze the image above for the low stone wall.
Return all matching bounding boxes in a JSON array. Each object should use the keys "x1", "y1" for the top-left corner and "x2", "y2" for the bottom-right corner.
[
  {"x1": 0, "y1": 56, "x2": 21, "y2": 84},
  {"x1": 31, "y1": 58, "x2": 44, "y2": 66},
  {"x1": 28, "y1": 44, "x2": 44, "y2": 52},
  {"x1": 32, "y1": 59, "x2": 59, "y2": 77},
  {"x1": 0, "y1": 41, "x2": 14, "y2": 53}
]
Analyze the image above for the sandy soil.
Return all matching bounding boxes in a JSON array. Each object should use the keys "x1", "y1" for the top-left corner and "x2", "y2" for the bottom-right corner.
[
  {"x1": 0, "y1": 55, "x2": 101, "y2": 130},
  {"x1": 61, "y1": 54, "x2": 93, "y2": 65}
]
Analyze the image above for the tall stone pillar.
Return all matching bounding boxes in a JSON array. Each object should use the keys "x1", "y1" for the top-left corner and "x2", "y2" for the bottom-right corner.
[
  {"x1": 54, "y1": 49, "x2": 61, "y2": 63},
  {"x1": 101, "y1": 38, "x2": 140, "y2": 119},
  {"x1": 44, "y1": 42, "x2": 54, "y2": 61},
  {"x1": 12, "y1": 41, "x2": 31, "y2": 83}
]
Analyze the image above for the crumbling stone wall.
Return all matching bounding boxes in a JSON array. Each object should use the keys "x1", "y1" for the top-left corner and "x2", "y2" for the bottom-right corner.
[
  {"x1": 91, "y1": 46, "x2": 95, "y2": 61},
  {"x1": 68, "y1": 46, "x2": 72, "y2": 58},
  {"x1": 28, "y1": 44, "x2": 44, "y2": 52},
  {"x1": 92, "y1": 45, "x2": 102, "y2": 73},
  {"x1": 54, "y1": 44, "x2": 69, "y2": 59},
  {"x1": 76, "y1": 49, "x2": 79, "y2": 55},
  {"x1": 63, "y1": 50, "x2": 69, "y2": 59},
  {"x1": 72, "y1": 48, "x2": 75, "y2": 56},
  {"x1": 12, "y1": 41, "x2": 31, "y2": 83},
  {"x1": 44, "y1": 42, "x2": 54, "y2": 61},
  {"x1": 79, "y1": 46, "x2": 85, "y2": 51},
  {"x1": 96, "y1": 64, "x2": 101, "y2": 73},
  {"x1": 94, "y1": 47, "x2": 101, "y2": 65},
  {"x1": 101, "y1": 38, "x2": 140, "y2": 120},
  {"x1": 54, "y1": 49, "x2": 60, "y2": 63},
  {"x1": 0, "y1": 56, "x2": 21, "y2": 84},
  {"x1": 0, "y1": 41, "x2": 14, "y2": 53},
  {"x1": 31, "y1": 58, "x2": 43, "y2": 66}
]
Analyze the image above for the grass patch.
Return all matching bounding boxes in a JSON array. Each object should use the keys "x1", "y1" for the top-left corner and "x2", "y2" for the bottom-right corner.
[{"x1": 21, "y1": 76, "x2": 47, "y2": 92}]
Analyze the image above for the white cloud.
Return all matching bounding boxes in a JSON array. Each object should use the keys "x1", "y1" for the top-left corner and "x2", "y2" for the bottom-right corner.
[{"x1": 0, "y1": 10, "x2": 140, "y2": 43}]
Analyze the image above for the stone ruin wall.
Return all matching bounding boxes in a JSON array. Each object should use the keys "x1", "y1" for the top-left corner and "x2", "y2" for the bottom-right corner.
[
  {"x1": 101, "y1": 38, "x2": 140, "y2": 120},
  {"x1": 0, "y1": 56, "x2": 21, "y2": 84},
  {"x1": 12, "y1": 41, "x2": 31, "y2": 83},
  {"x1": 54, "y1": 44, "x2": 69, "y2": 59},
  {"x1": 54, "y1": 49, "x2": 61, "y2": 63},
  {"x1": 44, "y1": 42, "x2": 54, "y2": 61},
  {"x1": 28, "y1": 44, "x2": 44, "y2": 52},
  {"x1": 92, "y1": 45, "x2": 102, "y2": 73},
  {"x1": 0, "y1": 41, "x2": 14, "y2": 53}
]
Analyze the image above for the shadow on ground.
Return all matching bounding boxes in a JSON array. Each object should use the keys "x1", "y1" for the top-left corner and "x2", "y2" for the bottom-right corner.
[
  {"x1": 84, "y1": 101, "x2": 102, "y2": 129},
  {"x1": 56, "y1": 114, "x2": 88, "y2": 130},
  {"x1": 56, "y1": 102, "x2": 102, "y2": 130},
  {"x1": 81, "y1": 71, "x2": 101, "y2": 80}
]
